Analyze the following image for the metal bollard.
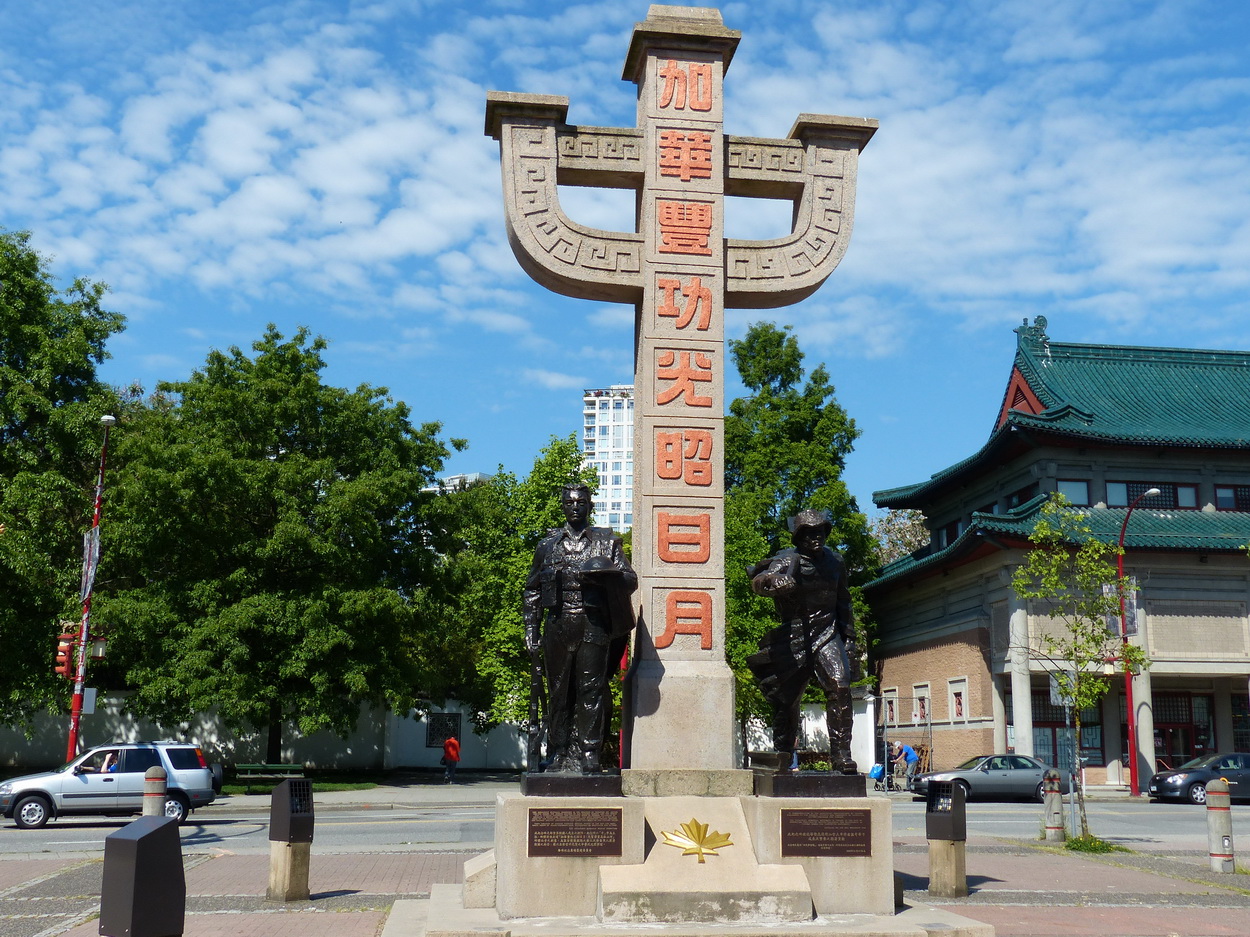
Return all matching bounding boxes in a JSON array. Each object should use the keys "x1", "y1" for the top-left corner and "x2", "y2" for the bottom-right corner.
[
  {"x1": 1043, "y1": 769, "x2": 1065, "y2": 842},
  {"x1": 925, "y1": 781, "x2": 968, "y2": 898},
  {"x1": 143, "y1": 766, "x2": 168, "y2": 817},
  {"x1": 1206, "y1": 778, "x2": 1235, "y2": 873}
]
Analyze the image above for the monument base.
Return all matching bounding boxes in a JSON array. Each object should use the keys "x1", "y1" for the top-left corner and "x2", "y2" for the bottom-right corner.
[
  {"x1": 753, "y1": 770, "x2": 867, "y2": 798},
  {"x1": 406, "y1": 884, "x2": 994, "y2": 937},
  {"x1": 520, "y1": 773, "x2": 623, "y2": 797}
]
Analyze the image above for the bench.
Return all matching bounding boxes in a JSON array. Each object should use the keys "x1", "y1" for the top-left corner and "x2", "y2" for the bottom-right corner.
[{"x1": 234, "y1": 764, "x2": 306, "y2": 791}]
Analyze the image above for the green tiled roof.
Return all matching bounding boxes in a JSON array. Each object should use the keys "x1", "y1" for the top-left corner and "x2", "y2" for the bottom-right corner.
[
  {"x1": 865, "y1": 496, "x2": 1250, "y2": 591},
  {"x1": 874, "y1": 318, "x2": 1250, "y2": 507}
]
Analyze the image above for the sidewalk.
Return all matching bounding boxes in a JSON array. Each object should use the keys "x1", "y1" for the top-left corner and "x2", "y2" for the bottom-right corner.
[{"x1": 2, "y1": 774, "x2": 1247, "y2": 937}]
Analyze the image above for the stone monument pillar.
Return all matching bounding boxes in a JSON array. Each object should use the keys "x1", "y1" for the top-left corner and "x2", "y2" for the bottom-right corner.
[{"x1": 486, "y1": 5, "x2": 875, "y2": 782}]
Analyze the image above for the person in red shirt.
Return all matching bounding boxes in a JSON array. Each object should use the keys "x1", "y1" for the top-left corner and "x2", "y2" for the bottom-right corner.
[{"x1": 442, "y1": 734, "x2": 461, "y2": 783}]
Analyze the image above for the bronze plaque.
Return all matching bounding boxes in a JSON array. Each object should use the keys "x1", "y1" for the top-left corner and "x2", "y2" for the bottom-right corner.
[
  {"x1": 780, "y1": 808, "x2": 871, "y2": 857},
  {"x1": 528, "y1": 807, "x2": 623, "y2": 857}
]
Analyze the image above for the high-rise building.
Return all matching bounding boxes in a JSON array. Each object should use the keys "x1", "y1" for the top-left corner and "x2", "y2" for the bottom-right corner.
[{"x1": 581, "y1": 385, "x2": 634, "y2": 533}]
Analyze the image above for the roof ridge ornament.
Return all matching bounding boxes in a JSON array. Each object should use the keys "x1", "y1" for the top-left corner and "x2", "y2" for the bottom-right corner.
[{"x1": 1015, "y1": 315, "x2": 1049, "y2": 352}]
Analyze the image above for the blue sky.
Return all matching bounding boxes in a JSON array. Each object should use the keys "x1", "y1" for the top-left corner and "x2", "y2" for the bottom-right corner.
[{"x1": 3, "y1": 1, "x2": 1248, "y2": 517}]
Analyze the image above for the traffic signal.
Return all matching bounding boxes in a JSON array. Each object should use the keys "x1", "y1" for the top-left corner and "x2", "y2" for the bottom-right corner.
[{"x1": 54, "y1": 634, "x2": 75, "y2": 678}]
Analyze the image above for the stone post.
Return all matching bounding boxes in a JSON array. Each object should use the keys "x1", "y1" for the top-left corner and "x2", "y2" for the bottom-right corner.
[
  {"x1": 142, "y1": 766, "x2": 167, "y2": 817},
  {"x1": 1042, "y1": 768, "x2": 1065, "y2": 842},
  {"x1": 1206, "y1": 778, "x2": 1235, "y2": 873}
]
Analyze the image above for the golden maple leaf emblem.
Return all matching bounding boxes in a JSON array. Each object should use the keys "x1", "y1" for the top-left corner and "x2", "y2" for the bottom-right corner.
[{"x1": 660, "y1": 817, "x2": 734, "y2": 863}]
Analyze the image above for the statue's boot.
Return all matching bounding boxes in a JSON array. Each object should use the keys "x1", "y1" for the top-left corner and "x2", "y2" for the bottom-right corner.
[{"x1": 827, "y1": 689, "x2": 857, "y2": 775}]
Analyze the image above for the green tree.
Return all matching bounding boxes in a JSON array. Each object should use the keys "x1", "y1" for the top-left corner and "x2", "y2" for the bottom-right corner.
[
  {"x1": 425, "y1": 435, "x2": 597, "y2": 734},
  {"x1": 99, "y1": 326, "x2": 462, "y2": 761},
  {"x1": 724, "y1": 322, "x2": 876, "y2": 738},
  {"x1": 0, "y1": 230, "x2": 124, "y2": 724},
  {"x1": 1011, "y1": 494, "x2": 1149, "y2": 839}
]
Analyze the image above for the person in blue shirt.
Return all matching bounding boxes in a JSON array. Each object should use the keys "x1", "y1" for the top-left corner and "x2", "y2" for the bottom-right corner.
[{"x1": 892, "y1": 741, "x2": 920, "y2": 786}]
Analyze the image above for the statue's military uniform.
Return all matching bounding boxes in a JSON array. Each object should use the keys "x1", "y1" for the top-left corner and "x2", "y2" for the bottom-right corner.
[
  {"x1": 748, "y1": 540, "x2": 857, "y2": 772},
  {"x1": 523, "y1": 524, "x2": 636, "y2": 772}
]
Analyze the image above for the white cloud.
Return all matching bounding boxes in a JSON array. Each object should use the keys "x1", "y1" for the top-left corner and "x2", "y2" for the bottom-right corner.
[{"x1": 522, "y1": 368, "x2": 589, "y2": 390}]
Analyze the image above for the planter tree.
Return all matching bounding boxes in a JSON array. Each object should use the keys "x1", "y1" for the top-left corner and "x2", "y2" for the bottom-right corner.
[{"x1": 1011, "y1": 494, "x2": 1149, "y2": 838}]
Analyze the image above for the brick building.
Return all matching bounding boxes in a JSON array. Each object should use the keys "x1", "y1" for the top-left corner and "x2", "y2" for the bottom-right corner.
[{"x1": 865, "y1": 317, "x2": 1250, "y2": 785}]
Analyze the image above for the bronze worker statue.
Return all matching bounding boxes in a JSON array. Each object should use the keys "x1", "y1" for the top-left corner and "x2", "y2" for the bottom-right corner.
[
  {"x1": 522, "y1": 483, "x2": 637, "y2": 773},
  {"x1": 748, "y1": 508, "x2": 860, "y2": 775}
]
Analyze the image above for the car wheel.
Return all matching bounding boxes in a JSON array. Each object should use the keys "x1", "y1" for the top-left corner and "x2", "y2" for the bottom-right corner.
[
  {"x1": 163, "y1": 793, "x2": 190, "y2": 824},
  {"x1": 14, "y1": 795, "x2": 51, "y2": 830},
  {"x1": 955, "y1": 779, "x2": 971, "y2": 800},
  {"x1": 1187, "y1": 782, "x2": 1207, "y2": 806},
  {"x1": 1035, "y1": 781, "x2": 1047, "y2": 803}
]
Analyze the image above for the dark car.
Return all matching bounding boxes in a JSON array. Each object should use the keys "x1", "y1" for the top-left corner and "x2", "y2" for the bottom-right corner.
[
  {"x1": 911, "y1": 754, "x2": 1069, "y2": 802},
  {"x1": 1148, "y1": 753, "x2": 1250, "y2": 805}
]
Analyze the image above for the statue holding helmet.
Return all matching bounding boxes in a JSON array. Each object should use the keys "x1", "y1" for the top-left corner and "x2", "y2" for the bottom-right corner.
[
  {"x1": 522, "y1": 483, "x2": 637, "y2": 774},
  {"x1": 747, "y1": 508, "x2": 861, "y2": 775}
]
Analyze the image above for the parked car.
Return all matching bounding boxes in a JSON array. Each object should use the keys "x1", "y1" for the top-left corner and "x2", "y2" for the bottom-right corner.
[
  {"x1": 0, "y1": 741, "x2": 219, "y2": 829},
  {"x1": 1148, "y1": 753, "x2": 1250, "y2": 805},
  {"x1": 911, "y1": 754, "x2": 1070, "y2": 802}
]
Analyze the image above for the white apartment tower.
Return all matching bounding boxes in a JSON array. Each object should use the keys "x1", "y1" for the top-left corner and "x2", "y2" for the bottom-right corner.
[{"x1": 581, "y1": 385, "x2": 634, "y2": 533}]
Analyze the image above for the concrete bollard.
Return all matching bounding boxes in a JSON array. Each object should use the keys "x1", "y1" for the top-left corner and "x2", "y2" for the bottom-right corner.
[
  {"x1": 142, "y1": 766, "x2": 168, "y2": 817},
  {"x1": 1206, "y1": 778, "x2": 1235, "y2": 873},
  {"x1": 1043, "y1": 769, "x2": 1065, "y2": 842}
]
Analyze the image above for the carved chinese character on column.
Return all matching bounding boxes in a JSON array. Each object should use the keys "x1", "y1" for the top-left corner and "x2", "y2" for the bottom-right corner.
[
  {"x1": 656, "y1": 430, "x2": 713, "y2": 486},
  {"x1": 657, "y1": 276, "x2": 713, "y2": 331},
  {"x1": 657, "y1": 200, "x2": 713, "y2": 255},
  {"x1": 654, "y1": 590, "x2": 713, "y2": 649},
  {"x1": 656, "y1": 350, "x2": 713, "y2": 406},
  {"x1": 657, "y1": 511, "x2": 711, "y2": 563},
  {"x1": 657, "y1": 60, "x2": 714, "y2": 112},
  {"x1": 658, "y1": 130, "x2": 713, "y2": 181}
]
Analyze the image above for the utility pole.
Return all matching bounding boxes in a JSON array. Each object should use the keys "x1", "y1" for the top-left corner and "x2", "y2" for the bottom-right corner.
[{"x1": 66, "y1": 414, "x2": 115, "y2": 762}]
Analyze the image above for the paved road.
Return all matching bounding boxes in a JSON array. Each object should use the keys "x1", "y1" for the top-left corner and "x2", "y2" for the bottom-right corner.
[{"x1": 0, "y1": 806, "x2": 495, "y2": 857}]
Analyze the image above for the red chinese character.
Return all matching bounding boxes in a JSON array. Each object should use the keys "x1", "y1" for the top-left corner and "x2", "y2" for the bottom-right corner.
[
  {"x1": 656, "y1": 430, "x2": 713, "y2": 486},
  {"x1": 654, "y1": 590, "x2": 713, "y2": 650},
  {"x1": 657, "y1": 60, "x2": 713, "y2": 112},
  {"x1": 656, "y1": 277, "x2": 713, "y2": 331},
  {"x1": 656, "y1": 350, "x2": 713, "y2": 407},
  {"x1": 658, "y1": 130, "x2": 713, "y2": 181},
  {"x1": 657, "y1": 200, "x2": 713, "y2": 256},
  {"x1": 657, "y1": 512, "x2": 710, "y2": 564}
]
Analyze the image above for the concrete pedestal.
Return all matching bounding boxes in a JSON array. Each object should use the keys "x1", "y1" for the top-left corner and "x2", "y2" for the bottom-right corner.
[
  {"x1": 599, "y1": 796, "x2": 811, "y2": 923},
  {"x1": 927, "y1": 839, "x2": 968, "y2": 899},
  {"x1": 266, "y1": 841, "x2": 310, "y2": 902}
]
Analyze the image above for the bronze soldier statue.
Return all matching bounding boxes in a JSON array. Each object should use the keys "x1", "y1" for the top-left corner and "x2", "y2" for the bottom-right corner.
[
  {"x1": 748, "y1": 508, "x2": 860, "y2": 775},
  {"x1": 523, "y1": 483, "x2": 637, "y2": 773}
]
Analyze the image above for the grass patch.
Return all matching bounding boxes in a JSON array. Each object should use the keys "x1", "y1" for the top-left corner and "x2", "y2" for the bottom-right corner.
[
  {"x1": 224, "y1": 767, "x2": 389, "y2": 795},
  {"x1": 1064, "y1": 834, "x2": 1129, "y2": 854}
]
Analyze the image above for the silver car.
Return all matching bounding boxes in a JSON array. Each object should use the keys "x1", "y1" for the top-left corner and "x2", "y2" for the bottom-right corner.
[
  {"x1": 0, "y1": 741, "x2": 219, "y2": 828},
  {"x1": 911, "y1": 753, "x2": 1070, "y2": 802}
]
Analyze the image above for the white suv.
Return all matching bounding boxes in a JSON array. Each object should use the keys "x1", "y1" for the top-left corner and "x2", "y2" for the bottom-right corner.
[{"x1": 0, "y1": 741, "x2": 220, "y2": 828}]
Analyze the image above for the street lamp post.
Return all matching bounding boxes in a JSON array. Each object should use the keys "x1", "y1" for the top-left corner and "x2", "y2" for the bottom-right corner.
[
  {"x1": 66, "y1": 414, "x2": 116, "y2": 762},
  {"x1": 1117, "y1": 486, "x2": 1160, "y2": 797}
]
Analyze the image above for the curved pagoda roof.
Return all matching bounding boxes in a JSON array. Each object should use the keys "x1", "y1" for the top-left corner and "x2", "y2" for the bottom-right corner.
[
  {"x1": 866, "y1": 495, "x2": 1250, "y2": 591},
  {"x1": 875, "y1": 316, "x2": 1250, "y2": 508}
]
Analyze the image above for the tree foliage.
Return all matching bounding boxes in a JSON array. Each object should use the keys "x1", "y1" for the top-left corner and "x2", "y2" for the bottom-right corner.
[
  {"x1": 870, "y1": 509, "x2": 930, "y2": 565},
  {"x1": 99, "y1": 326, "x2": 462, "y2": 760},
  {"x1": 724, "y1": 322, "x2": 876, "y2": 730},
  {"x1": 1011, "y1": 493, "x2": 1149, "y2": 837},
  {"x1": 425, "y1": 435, "x2": 596, "y2": 733},
  {"x1": 0, "y1": 230, "x2": 124, "y2": 723}
]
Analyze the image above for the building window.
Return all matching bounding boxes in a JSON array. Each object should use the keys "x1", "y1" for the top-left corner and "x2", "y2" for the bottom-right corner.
[
  {"x1": 948, "y1": 678, "x2": 968, "y2": 722},
  {"x1": 427, "y1": 713, "x2": 461, "y2": 747},
  {"x1": 912, "y1": 685, "x2": 929, "y2": 723},
  {"x1": 1007, "y1": 483, "x2": 1038, "y2": 508},
  {"x1": 1056, "y1": 480, "x2": 1089, "y2": 506},
  {"x1": 1107, "y1": 482, "x2": 1197, "y2": 510},
  {"x1": 883, "y1": 688, "x2": 898, "y2": 726},
  {"x1": 1215, "y1": 485, "x2": 1250, "y2": 511}
]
